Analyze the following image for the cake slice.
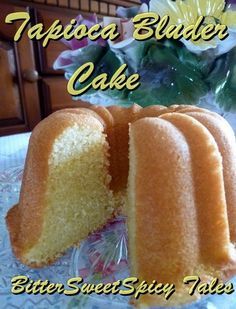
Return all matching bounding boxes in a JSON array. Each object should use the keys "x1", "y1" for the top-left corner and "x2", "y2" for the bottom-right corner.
[{"x1": 6, "y1": 111, "x2": 114, "y2": 267}]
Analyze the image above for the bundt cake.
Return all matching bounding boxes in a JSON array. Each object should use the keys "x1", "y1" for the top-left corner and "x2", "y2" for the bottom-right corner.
[{"x1": 6, "y1": 104, "x2": 236, "y2": 307}]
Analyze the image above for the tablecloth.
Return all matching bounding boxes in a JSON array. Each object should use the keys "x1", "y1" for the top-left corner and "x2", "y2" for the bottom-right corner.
[{"x1": 0, "y1": 133, "x2": 31, "y2": 172}]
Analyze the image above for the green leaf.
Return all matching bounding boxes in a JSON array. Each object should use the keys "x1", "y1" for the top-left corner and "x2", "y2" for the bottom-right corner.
[
  {"x1": 213, "y1": 48, "x2": 236, "y2": 111},
  {"x1": 72, "y1": 49, "x2": 127, "y2": 100},
  {"x1": 128, "y1": 41, "x2": 208, "y2": 106}
]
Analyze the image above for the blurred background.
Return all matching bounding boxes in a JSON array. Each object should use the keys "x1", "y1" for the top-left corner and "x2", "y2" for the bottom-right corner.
[{"x1": 0, "y1": 0, "x2": 140, "y2": 137}]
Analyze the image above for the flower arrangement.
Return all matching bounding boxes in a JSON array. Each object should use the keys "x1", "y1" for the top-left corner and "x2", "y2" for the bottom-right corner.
[{"x1": 54, "y1": 0, "x2": 236, "y2": 114}]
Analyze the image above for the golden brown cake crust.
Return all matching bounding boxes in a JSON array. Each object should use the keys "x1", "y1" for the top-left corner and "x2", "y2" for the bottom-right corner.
[
  {"x1": 186, "y1": 111, "x2": 236, "y2": 243},
  {"x1": 6, "y1": 205, "x2": 20, "y2": 258}
]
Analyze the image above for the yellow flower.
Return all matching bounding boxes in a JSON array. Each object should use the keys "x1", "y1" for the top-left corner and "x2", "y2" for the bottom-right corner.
[{"x1": 149, "y1": 0, "x2": 236, "y2": 54}]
